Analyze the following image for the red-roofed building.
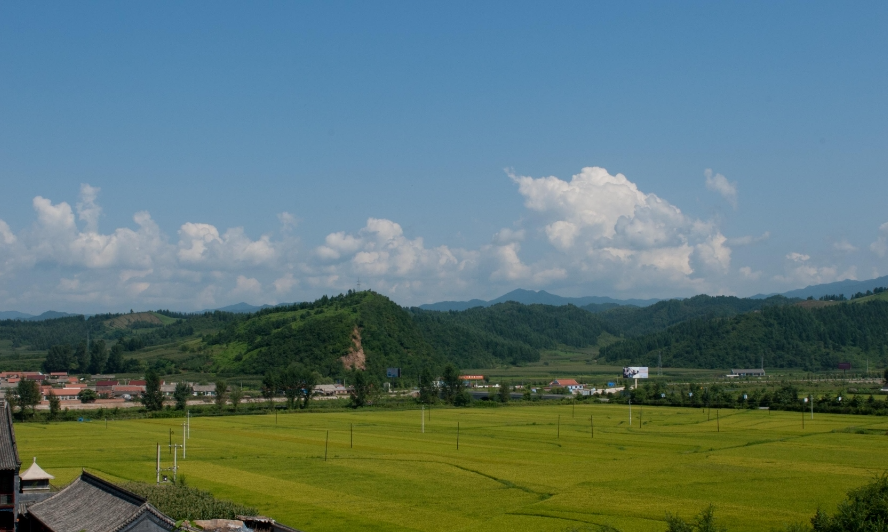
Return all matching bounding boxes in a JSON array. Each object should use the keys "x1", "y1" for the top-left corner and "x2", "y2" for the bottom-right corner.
[
  {"x1": 43, "y1": 388, "x2": 82, "y2": 401},
  {"x1": 127, "y1": 380, "x2": 147, "y2": 386},
  {"x1": 96, "y1": 380, "x2": 118, "y2": 394},
  {"x1": 111, "y1": 385, "x2": 145, "y2": 398},
  {"x1": 550, "y1": 379, "x2": 584, "y2": 392},
  {"x1": 49, "y1": 372, "x2": 68, "y2": 377}
]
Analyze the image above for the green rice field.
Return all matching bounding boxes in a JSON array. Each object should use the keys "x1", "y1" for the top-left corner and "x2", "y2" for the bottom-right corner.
[{"x1": 15, "y1": 404, "x2": 888, "y2": 531}]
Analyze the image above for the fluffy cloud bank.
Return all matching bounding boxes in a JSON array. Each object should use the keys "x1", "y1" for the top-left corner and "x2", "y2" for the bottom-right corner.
[
  {"x1": 509, "y1": 167, "x2": 732, "y2": 290},
  {"x1": 0, "y1": 168, "x2": 872, "y2": 312}
]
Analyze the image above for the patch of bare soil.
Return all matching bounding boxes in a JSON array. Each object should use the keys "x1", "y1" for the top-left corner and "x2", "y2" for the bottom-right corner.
[
  {"x1": 105, "y1": 312, "x2": 164, "y2": 329},
  {"x1": 339, "y1": 326, "x2": 366, "y2": 370}
]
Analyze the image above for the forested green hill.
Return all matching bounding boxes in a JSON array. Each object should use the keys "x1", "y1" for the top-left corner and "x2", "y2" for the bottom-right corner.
[
  {"x1": 7, "y1": 290, "x2": 888, "y2": 378},
  {"x1": 599, "y1": 300, "x2": 888, "y2": 370},
  {"x1": 594, "y1": 294, "x2": 796, "y2": 337},
  {"x1": 203, "y1": 294, "x2": 611, "y2": 378},
  {"x1": 409, "y1": 302, "x2": 607, "y2": 367},
  {"x1": 205, "y1": 291, "x2": 439, "y2": 378}
]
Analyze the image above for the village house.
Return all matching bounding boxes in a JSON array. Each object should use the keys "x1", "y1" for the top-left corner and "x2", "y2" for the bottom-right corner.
[
  {"x1": 95, "y1": 380, "x2": 119, "y2": 394},
  {"x1": 41, "y1": 389, "x2": 83, "y2": 402},
  {"x1": 549, "y1": 379, "x2": 585, "y2": 392},
  {"x1": 192, "y1": 384, "x2": 216, "y2": 397},
  {"x1": 111, "y1": 385, "x2": 146, "y2": 399},
  {"x1": 314, "y1": 384, "x2": 349, "y2": 397}
]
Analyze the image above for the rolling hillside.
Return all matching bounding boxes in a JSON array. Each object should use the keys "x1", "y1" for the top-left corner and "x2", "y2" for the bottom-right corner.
[
  {"x1": 599, "y1": 299, "x2": 888, "y2": 370},
  {"x1": 594, "y1": 294, "x2": 796, "y2": 337}
]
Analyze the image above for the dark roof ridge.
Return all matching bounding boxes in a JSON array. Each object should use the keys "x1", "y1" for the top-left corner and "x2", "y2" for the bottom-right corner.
[
  {"x1": 79, "y1": 470, "x2": 149, "y2": 506},
  {"x1": 0, "y1": 404, "x2": 21, "y2": 470},
  {"x1": 110, "y1": 502, "x2": 176, "y2": 532},
  {"x1": 29, "y1": 471, "x2": 178, "y2": 532}
]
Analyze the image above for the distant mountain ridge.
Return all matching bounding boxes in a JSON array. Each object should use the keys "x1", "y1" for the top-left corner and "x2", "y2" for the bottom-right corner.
[
  {"x1": 418, "y1": 289, "x2": 661, "y2": 311},
  {"x1": 0, "y1": 310, "x2": 80, "y2": 321},
  {"x1": 199, "y1": 302, "x2": 279, "y2": 314},
  {"x1": 751, "y1": 275, "x2": 888, "y2": 300}
]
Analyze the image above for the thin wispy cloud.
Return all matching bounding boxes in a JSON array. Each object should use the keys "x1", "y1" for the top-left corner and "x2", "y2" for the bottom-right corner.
[{"x1": 704, "y1": 169, "x2": 738, "y2": 209}]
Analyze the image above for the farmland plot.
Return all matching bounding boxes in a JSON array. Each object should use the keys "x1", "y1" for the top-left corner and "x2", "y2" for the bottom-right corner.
[{"x1": 15, "y1": 405, "x2": 888, "y2": 532}]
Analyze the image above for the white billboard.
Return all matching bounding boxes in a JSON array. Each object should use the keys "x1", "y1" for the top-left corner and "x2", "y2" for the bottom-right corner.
[{"x1": 623, "y1": 367, "x2": 649, "y2": 379}]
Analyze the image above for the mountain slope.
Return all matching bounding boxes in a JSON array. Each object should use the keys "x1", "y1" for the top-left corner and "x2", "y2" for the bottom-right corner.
[
  {"x1": 0, "y1": 311, "x2": 34, "y2": 320},
  {"x1": 599, "y1": 300, "x2": 888, "y2": 370},
  {"x1": 205, "y1": 291, "x2": 439, "y2": 378},
  {"x1": 409, "y1": 302, "x2": 609, "y2": 367},
  {"x1": 595, "y1": 294, "x2": 796, "y2": 337}
]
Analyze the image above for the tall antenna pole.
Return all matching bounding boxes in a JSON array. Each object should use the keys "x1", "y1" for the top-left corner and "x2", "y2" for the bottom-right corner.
[
  {"x1": 183, "y1": 422, "x2": 187, "y2": 459},
  {"x1": 156, "y1": 444, "x2": 160, "y2": 484}
]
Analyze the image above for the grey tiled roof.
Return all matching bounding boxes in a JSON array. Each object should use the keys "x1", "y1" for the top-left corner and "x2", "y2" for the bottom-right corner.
[
  {"x1": 28, "y1": 471, "x2": 176, "y2": 532},
  {"x1": 0, "y1": 404, "x2": 21, "y2": 470}
]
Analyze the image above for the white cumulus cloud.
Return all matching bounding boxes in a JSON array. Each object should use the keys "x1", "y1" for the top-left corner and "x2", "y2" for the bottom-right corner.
[{"x1": 509, "y1": 166, "x2": 732, "y2": 289}]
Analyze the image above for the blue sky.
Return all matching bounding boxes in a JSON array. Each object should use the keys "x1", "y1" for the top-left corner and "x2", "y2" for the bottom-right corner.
[{"x1": 1, "y1": 1, "x2": 886, "y2": 313}]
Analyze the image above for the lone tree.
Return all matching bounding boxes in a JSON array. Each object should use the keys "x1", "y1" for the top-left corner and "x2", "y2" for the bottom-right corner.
[
  {"x1": 16, "y1": 379, "x2": 41, "y2": 418},
  {"x1": 48, "y1": 392, "x2": 61, "y2": 419},
  {"x1": 173, "y1": 382, "x2": 193, "y2": 410},
  {"x1": 142, "y1": 370, "x2": 164, "y2": 411},
  {"x1": 440, "y1": 364, "x2": 462, "y2": 405},
  {"x1": 280, "y1": 366, "x2": 317, "y2": 410},
  {"x1": 498, "y1": 381, "x2": 510, "y2": 403},
  {"x1": 261, "y1": 372, "x2": 277, "y2": 408},
  {"x1": 78, "y1": 389, "x2": 98, "y2": 404},
  {"x1": 214, "y1": 380, "x2": 229, "y2": 411},
  {"x1": 350, "y1": 370, "x2": 373, "y2": 408},
  {"x1": 229, "y1": 385, "x2": 244, "y2": 412},
  {"x1": 418, "y1": 367, "x2": 437, "y2": 404},
  {"x1": 4, "y1": 389, "x2": 17, "y2": 416}
]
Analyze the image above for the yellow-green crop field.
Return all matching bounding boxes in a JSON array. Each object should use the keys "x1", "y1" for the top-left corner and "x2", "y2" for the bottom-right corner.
[{"x1": 15, "y1": 405, "x2": 888, "y2": 532}]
